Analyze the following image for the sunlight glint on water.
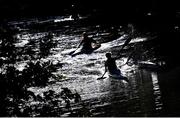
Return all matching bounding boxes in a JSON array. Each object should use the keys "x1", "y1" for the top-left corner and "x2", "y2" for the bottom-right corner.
[{"x1": 151, "y1": 72, "x2": 163, "y2": 110}]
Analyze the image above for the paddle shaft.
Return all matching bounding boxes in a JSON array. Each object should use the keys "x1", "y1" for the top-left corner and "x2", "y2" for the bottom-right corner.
[
  {"x1": 69, "y1": 48, "x2": 79, "y2": 55},
  {"x1": 101, "y1": 71, "x2": 107, "y2": 78}
]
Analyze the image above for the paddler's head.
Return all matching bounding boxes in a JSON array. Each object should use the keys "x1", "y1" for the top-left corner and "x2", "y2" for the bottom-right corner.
[
  {"x1": 82, "y1": 32, "x2": 88, "y2": 39},
  {"x1": 105, "y1": 52, "x2": 112, "y2": 59}
]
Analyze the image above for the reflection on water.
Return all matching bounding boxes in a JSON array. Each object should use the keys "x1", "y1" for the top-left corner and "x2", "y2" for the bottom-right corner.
[{"x1": 151, "y1": 72, "x2": 163, "y2": 112}]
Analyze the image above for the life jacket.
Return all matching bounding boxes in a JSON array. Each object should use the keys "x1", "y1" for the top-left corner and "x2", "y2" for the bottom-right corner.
[{"x1": 105, "y1": 58, "x2": 118, "y2": 74}]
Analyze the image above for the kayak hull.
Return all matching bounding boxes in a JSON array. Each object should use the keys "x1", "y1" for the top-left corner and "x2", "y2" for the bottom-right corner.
[
  {"x1": 108, "y1": 73, "x2": 129, "y2": 82},
  {"x1": 72, "y1": 44, "x2": 101, "y2": 56}
]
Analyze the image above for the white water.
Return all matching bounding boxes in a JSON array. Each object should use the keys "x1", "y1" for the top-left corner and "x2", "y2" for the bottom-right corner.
[
  {"x1": 17, "y1": 32, "x2": 145, "y2": 100},
  {"x1": 12, "y1": 17, "x2": 162, "y2": 116}
]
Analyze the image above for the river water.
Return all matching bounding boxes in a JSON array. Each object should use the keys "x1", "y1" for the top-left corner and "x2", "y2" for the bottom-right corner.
[{"x1": 13, "y1": 16, "x2": 163, "y2": 116}]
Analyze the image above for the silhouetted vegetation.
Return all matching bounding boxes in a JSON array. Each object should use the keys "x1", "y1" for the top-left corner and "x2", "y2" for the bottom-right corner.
[
  {"x1": 0, "y1": 25, "x2": 56, "y2": 116},
  {"x1": 39, "y1": 32, "x2": 57, "y2": 58},
  {"x1": 0, "y1": 24, "x2": 86, "y2": 116}
]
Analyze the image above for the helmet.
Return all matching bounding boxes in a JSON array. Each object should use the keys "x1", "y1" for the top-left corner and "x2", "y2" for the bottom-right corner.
[
  {"x1": 105, "y1": 52, "x2": 112, "y2": 58},
  {"x1": 82, "y1": 32, "x2": 87, "y2": 37}
]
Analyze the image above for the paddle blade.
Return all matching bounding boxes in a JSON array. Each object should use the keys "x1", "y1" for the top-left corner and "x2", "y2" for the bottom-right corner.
[
  {"x1": 97, "y1": 76, "x2": 106, "y2": 80},
  {"x1": 68, "y1": 50, "x2": 76, "y2": 55}
]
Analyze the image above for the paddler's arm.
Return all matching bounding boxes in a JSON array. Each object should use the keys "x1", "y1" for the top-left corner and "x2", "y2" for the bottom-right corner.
[
  {"x1": 104, "y1": 61, "x2": 108, "y2": 73},
  {"x1": 97, "y1": 62, "x2": 107, "y2": 79},
  {"x1": 77, "y1": 40, "x2": 83, "y2": 48},
  {"x1": 100, "y1": 62, "x2": 108, "y2": 78}
]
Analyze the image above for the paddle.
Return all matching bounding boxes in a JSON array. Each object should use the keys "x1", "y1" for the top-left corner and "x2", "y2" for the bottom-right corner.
[
  {"x1": 97, "y1": 71, "x2": 107, "y2": 80},
  {"x1": 68, "y1": 48, "x2": 79, "y2": 55}
]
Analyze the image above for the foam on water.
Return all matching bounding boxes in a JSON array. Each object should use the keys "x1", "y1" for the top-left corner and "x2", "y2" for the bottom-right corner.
[{"x1": 54, "y1": 16, "x2": 73, "y2": 22}]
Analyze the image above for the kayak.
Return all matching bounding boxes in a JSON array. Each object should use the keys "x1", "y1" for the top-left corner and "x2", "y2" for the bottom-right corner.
[
  {"x1": 109, "y1": 73, "x2": 129, "y2": 83},
  {"x1": 72, "y1": 43, "x2": 101, "y2": 56},
  {"x1": 97, "y1": 73, "x2": 129, "y2": 83},
  {"x1": 108, "y1": 69, "x2": 129, "y2": 82},
  {"x1": 97, "y1": 69, "x2": 128, "y2": 82},
  {"x1": 109, "y1": 73, "x2": 127, "y2": 79}
]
